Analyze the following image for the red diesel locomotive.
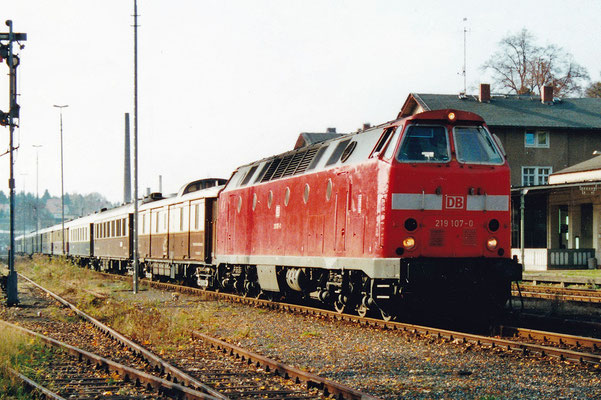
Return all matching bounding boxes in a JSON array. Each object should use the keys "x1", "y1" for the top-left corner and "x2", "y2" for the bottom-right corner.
[
  {"x1": 211, "y1": 109, "x2": 521, "y2": 319},
  {"x1": 19, "y1": 109, "x2": 521, "y2": 320}
]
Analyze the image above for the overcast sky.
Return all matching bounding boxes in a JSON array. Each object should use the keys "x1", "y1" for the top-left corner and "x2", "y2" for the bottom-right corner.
[{"x1": 1, "y1": 0, "x2": 600, "y2": 203}]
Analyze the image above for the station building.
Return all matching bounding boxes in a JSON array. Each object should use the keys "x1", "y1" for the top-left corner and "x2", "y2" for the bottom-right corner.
[{"x1": 399, "y1": 86, "x2": 601, "y2": 270}]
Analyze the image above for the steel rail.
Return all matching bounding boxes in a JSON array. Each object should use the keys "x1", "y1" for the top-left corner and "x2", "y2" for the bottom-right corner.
[
  {"x1": 512, "y1": 289, "x2": 601, "y2": 303},
  {"x1": 512, "y1": 283, "x2": 601, "y2": 303},
  {"x1": 5, "y1": 366, "x2": 67, "y2": 400},
  {"x1": 117, "y1": 276, "x2": 601, "y2": 366},
  {"x1": 500, "y1": 326, "x2": 601, "y2": 352},
  {"x1": 190, "y1": 330, "x2": 380, "y2": 400},
  {"x1": 18, "y1": 273, "x2": 228, "y2": 400},
  {"x1": 20, "y1": 272, "x2": 377, "y2": 400},
  {"x1": 0, "y1": 320, "x2": 220, "y2": 400}
]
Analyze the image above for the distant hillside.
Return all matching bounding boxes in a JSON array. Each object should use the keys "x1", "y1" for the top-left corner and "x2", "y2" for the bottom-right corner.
[{"x1": 0, "y1": 190, "x2": 116, "y2": 251}]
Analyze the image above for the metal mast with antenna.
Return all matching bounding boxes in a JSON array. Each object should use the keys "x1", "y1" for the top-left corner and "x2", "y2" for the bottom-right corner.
[
  {"x1": 462, "y1": 17, "x2": 468, "y2": 94},
  {"x1": 132, "y1": 0, "x2": 139, "y2": 294}
]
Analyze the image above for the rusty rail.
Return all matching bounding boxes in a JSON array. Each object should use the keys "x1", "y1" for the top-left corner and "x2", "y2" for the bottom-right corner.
[
  {"x1": 18, "y1": 273, "x2": 228, "y2": 400},
  {"x1": 19, "y1": 272, "x2": 379, "y2": 400},
  {"x1": 116, "y1": 275, "x2": 601, "y2": 366},
  {"x1": 513, "y1": 283, "x2": 601, "y2": 303},
  {"x1": 191, "y1": 330, "x2": 380, "y2": 400},
  {"x1": 0, "y1": 320, "x2": 220, "y2": 400},
  {"x1": 500, "y1": 326, "x2": 601, "y2": 352},
  {"x1": 5, "y1": 366, "x2": 66, "y2": 400}
]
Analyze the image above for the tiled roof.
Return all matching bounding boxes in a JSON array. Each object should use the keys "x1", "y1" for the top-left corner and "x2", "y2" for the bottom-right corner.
[
  {"x1": 552, "y1": 155, "x2": 601, "y2": 175},
  {"x1": 403, "y1": 94, "x2": 601, "y2": 129}
]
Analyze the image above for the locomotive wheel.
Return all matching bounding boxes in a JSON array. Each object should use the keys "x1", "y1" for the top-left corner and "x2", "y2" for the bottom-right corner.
[
  {"x1": 333, "y1": 299, "x2": 348, "y2": 314},
  {"x1": 379, "y1": 308, "x2": 395, "y2": 322},
  {"x1": 357, "y1": 303, "x2": 369, "y2": 318}
]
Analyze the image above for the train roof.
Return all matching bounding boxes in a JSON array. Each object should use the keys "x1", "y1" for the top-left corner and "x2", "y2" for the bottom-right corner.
[{"x1": 221, "y1": 109, "x2": 487, "y2": 193}]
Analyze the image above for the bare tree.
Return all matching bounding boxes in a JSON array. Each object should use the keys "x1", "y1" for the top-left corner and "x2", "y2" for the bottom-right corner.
[
  {"x1": 585, "y1": 76, "x2": 601, "y2": 98},
  {"x1": 482, "y1": 29, "x2": 589, "y2": 97}
]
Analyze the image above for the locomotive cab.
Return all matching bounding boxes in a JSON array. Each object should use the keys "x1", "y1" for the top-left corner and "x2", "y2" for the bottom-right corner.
[{"x1": 382, "y1": 110, "x2": 521, "y2": 317}]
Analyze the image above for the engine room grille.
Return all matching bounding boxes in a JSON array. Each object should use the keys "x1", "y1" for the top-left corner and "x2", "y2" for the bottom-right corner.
[
  {"x1": 462, "y1": 229, "x2": 477, "y2": 246},
  {"x1": 259, "y1": 145, "x2": 323, "y2": 183},
  {"x1": 429, "y1": 229, "x2": 445, "y2": 247}
]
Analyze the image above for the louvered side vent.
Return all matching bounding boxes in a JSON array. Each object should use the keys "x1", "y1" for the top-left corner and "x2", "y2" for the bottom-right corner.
[
  {"x1": 429, "y1": 229, "x2": 445, "y2": 247},
  {"x1": 463, "y1": 229, "x2": 477, "y2": 246},
  {"x1": 271, "y1": 154, "x2": 294, "y2": 180},
  {"x1": 282, "y1": 150, "x2": 307, "y2": 177},
  {"x1": 261, "y1": 159, "x2": 281, "y2": 182},
  {"x1": 294, "y1": 147, "x2": 319, "y2": 175}
]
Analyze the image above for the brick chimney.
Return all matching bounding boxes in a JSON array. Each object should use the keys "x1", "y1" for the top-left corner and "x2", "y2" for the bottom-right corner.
[
  {"x1": 542, "y1": 86, "x2": 553, "y2": 104},
  {"x1": 479, "y1": 83, "x2": 491, "y2": 103}
]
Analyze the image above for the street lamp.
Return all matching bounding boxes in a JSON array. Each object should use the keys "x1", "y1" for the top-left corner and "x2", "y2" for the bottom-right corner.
[
  {"x1": 32, "y1": 144, "x2": 42, "y2": 251},
  {"x1": 53, "y1": 104, "x2": 68, "y2": 255}
]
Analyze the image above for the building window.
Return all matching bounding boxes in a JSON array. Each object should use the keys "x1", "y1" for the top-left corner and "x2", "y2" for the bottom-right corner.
[
  {"x1": 522, "y1": 166, "x2": 552, "y2": 186},
  {"x1": 525, "y1": 130, "x2": 549, "y2": 148}
]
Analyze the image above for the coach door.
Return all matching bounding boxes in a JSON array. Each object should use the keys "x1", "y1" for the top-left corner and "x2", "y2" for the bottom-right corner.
[{"x1": 89, "y1": 223, "x2": 94, "y2": 257}]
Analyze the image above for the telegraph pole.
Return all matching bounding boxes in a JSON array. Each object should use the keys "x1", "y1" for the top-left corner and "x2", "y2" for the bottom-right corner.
[{"x1": 0, "y1": 20, "x2": 27, "y2": 306}]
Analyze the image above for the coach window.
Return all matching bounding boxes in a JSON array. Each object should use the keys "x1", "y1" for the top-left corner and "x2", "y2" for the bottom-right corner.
[
  {"x1": 397, "y1": 125, "x2": 450, "y2": 163},
  {"x1": 284, "y1": 187, "x2": 290, "y2": 206},
  {"x1": 326, "y1": 179, "x2": 332, "y2": 201},
  {"x1": 237, "y1": 196, "x2": 242, "y2": 213},
  {"x1": 268, "y1": 190, "x2": 273, "y2": 209},
  {"x1": 252, "y1": 193, "x2": 257, "y2": 211},
  {"x1": 155, "y1": 213, "x2": 160, "y2": 233},
  {"x1": 116, "y1": 220, "x2": 121, "y2": 236},
  {"x1": 194, "y1": 204, "x2": 200, "y2": 230},
  {"x1": 303, "y1": 184, "x2": 310, "y2": 204}
]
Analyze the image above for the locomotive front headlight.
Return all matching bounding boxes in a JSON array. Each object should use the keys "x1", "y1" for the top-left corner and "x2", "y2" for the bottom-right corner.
[
  {"x1": 486, "y1": 237, "x2": 498, "y2": 251},
  {"x1": 448, "y1": 112, "x2": 456, "y2": 121},
  {"x1": 403, "y1": 236, "x2": 416, "y2": 250}
]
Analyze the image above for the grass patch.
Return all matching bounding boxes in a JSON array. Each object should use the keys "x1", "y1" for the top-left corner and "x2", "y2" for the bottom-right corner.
[
  {"x1": 15, "y1": 256, "x2": 225, "y2": 357},
  {"x1": 0, "y1": 325, "x2": 57, "y2": 398}
]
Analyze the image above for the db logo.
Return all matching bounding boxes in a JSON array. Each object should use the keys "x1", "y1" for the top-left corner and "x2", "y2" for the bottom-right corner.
[{"x1": 445, "y1": 195, "x2": 465, "y2": 209}]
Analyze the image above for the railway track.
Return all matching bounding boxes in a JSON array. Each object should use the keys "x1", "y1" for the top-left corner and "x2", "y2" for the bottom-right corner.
[
  {"x1": 1, "y1": 321, "x2": 207, "y2": 399},
  {"x1": 6, "y1": 273, "x2": 377, "y2": 400},
  {"x1": 513, "y1": 282, "x2": 601, "y2": 303},
  {"x1": 104, "y1": 274, "x2": 601, "y2": 367}
]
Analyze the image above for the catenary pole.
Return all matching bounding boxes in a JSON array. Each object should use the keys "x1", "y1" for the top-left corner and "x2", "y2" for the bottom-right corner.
[
  {"x1": 132, "y1": 0, "x2": 139, "y2": 294},
  {"x1": 53, "y1": 104, "x2": 68, "y2": 255}
]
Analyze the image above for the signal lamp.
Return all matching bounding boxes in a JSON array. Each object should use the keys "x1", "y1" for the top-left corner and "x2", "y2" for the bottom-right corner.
[
  {"x1": 448, "y1": 112, "x2": 456, "y2": 121},
  {"x1": 486, "y1": 237, "x2": 498, "y2": 251},
  {"x1": 488, "y1": 219, "x2": 500, "y2": 232},
  {"x1": 0, "y1": 111, "x2": 8, "y2": 126},
  {"x1": 403, "y1": 237, "x2": 415, "y2": 250}
]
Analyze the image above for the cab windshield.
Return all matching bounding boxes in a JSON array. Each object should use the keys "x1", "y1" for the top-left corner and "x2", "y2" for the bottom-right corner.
[
  {"x1": 453, "y1": 126, "x2": 504, "y2": 164},
  {"x1": 396, "y1": 125, "x2": 449, "y2": 163}
]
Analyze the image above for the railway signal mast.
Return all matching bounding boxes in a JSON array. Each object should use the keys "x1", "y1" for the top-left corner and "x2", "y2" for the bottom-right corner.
[{"x1": 0, "y1": 20, "x2": 27, "y2": 306}]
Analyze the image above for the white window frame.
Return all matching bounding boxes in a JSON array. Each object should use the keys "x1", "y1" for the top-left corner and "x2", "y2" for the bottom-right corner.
[
  {"x1": 524, "y1": 130, "x2": 549, "y2": 148},
  {"x1": 522, "y1": 166, "x2": 552, "y2": 186}
]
